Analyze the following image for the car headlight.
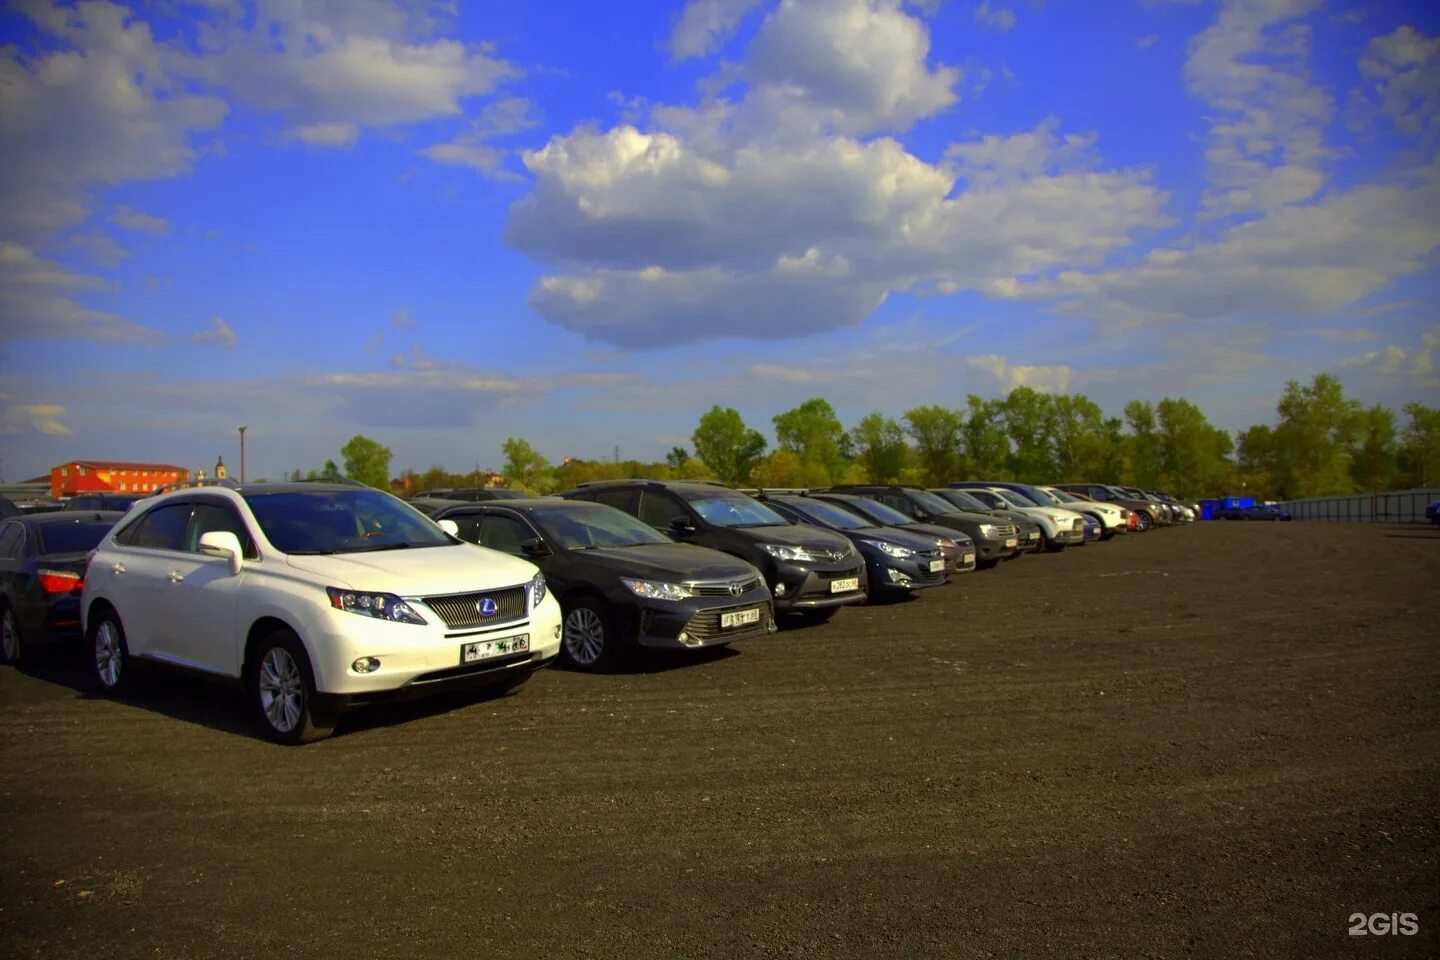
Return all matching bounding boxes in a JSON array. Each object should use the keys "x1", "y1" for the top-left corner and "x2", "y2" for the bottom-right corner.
[
  {"x1": 621, "y1": 578, "x2": 694, "y2": 601},
  {"x1": 326, "y1": 587, "x2": 426, "y2": 625},
  {"x1": 530, "y1": 572, "x2": 547, "y2": 608},
  {"x1": 759, "y1": 543, "x2": 816, "y2": 562},
  {"x1": 979, "y1": 523, "x2": 998, "y2": 538},
  {"x1": 861, "y1": 539, "x2": 914, "y2": 559},
  {"x1": 1048, "y1": 513, "x2": 1069, "y2": 524}
]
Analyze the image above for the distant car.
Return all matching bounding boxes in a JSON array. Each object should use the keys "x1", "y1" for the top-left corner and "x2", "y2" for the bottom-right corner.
[
  {"x1": 1054, "y1": 483, "x2": 1163, "y2": 531},
  {"x1": 0, "y1": 511, "x2": 124, "y2": 664},
  {"x1": 413, "y1": 487, "x2": 526, "y2": 502},
  {"x1": 1032, "y1": 485, "x2": 1129, "y2": 539},
  {"x1": 429, "y1": 497, "x2": 773, "y2": 670},
  {"x1": 924, "y1": 487, "x2": 1041, "y2": 555},
  {"x1": 947, "y1": 485, "x2": 1086, "y2": 552},
  {"x1": 63, "y1": 493, "x2": 147, "y2": 512},
  {"x1": 19, "y1": 502, "x2": 66, "y2": 514},
  {"x1": 560, "y1": 480, "x2": 866, "y2": 621},
  {"x1": 1215, "y1": 504, "x2": 1292, "y2": 521},
  {"x1": 806, "y1": 493, "x2": 981, "y2": 573},
  {"x1": 406, "y1": 497, "x2": 467, "y2": 517},
  {"x1": 1428, "y1": 499, "x2": 1440, "y2": 525},
  {"x1": 757, "y1": 493, "x2": 958, "y2": 596},
  {"x1": 823, "y1": 485, "x2": 1020, "y2": 567}
]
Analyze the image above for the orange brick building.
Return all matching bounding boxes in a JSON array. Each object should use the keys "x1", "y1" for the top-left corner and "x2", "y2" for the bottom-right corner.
[{"x1": 50, "y1": 460, "x2": 189, "y2": 499}]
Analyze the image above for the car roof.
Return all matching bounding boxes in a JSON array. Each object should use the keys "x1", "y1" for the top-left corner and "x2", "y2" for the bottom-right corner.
[
  {"x1": 437, "y1": 497, "x2": 586, "y2": 513},
  {"x1": 19, "y1": 510, "x2": 125, "y2": 526}
]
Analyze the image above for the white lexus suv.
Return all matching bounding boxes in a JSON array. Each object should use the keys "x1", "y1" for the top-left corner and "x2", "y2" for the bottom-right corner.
[{"x1": 82, "y1": 480, "x2": 562, "y2": 744}]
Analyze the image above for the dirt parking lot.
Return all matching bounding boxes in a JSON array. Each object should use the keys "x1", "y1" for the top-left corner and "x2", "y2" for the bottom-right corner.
[{"x1": 1, "y1": 522, "x2": 1436, "y2": 959}]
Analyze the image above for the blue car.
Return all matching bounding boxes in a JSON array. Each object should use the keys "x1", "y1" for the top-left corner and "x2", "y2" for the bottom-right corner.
[
  {"x1": 1215, "y1": 504, "x2": 1292, "y2": 521},
  {"x1": 1426, "y1": 499, "x2": 1439, "y2": 525}
]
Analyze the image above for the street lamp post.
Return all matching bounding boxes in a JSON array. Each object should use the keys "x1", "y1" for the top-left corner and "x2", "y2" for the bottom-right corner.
[{"x1": 238, "y1": 425, "x2": 248, "y2": 483}]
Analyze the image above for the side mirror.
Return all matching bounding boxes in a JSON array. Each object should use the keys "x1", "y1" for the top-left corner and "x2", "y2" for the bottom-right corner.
[
  {"x1": 668, "y1": 516, "x2": 696, "y2": 536},
  {"x1": 198, "y1": 531, "x2": 244, "y2": 575},
  {"x1": 437, "y1": 519, "x2": 460, "y2": 537},
  {"x1": 520, "y1": 537, "x2": 550, "y2": 558}
]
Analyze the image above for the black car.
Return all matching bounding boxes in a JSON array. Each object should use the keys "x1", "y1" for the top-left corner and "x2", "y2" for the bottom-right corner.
[
  {"x1": 756, "y1": 494, "x2": 951, "y2": 596},
  {"x1": 560, "y1": 480, "x2": 867, "y2": 620},
  {"x1": 414, "y1": 487, "x2": 525, "y2": 502},
  {"x1": 824, "y1": 485, "x2": 1023, "y2": 567},
  {"x1": 0, "y1": 496, "x2": 17, "y2": 520},
  {"x1": 0, "y1": 511, "x2": 123, "y2": 663},
  {"x1": 62, "y1": 493, "x2": 147, "y2": 512},
  {"x1": 407, "y1": 497, "x2": 467, "y2": 517},
  {"x1": 431, "y1": 498, "x2": 773, "y2": 669},
  {"x1": 804, "y1": 494, "x2": 979, "y2": 571}
]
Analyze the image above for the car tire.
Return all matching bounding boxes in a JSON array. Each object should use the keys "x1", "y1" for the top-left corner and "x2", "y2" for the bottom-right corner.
[
  {"x1": 1136, "y1": 511, "x2": 1152, "y2": 532},
  {"x1": 247, "y1": 631, "x2": 335, "y2": 745},
  {"x1": 561, "y1": 600, "x2": 618, "y2": 671},
  {"x1": 89, "y1": 607, "x2": 134, "y2": 696},
  {"x1": 0, "y1": 604, "x2": 23, "y2": 666}
]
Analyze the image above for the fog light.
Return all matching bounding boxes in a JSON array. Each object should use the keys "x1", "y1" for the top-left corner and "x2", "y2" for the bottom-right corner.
[
  {"x1": 886, "y1": 568, "x2": 906, "y2": 582},
  {"x1": 553, "y1": 624, "x2": 562, "y2": 639},
  {"x1": 352, "y1": 657, "x2": 380, "y2": 674},
  {"x1": 774, "y1": 582, "x2": 787, "y2": 596}
]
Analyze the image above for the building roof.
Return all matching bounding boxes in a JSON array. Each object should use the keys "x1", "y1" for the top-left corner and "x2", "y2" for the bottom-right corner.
[{"x1": 62, "y1": 460, "x2": 189, "y2": 473}]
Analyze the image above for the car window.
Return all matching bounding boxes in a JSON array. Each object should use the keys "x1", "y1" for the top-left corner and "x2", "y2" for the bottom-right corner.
[
  {"x1": 968, "y1": 490, "x2": 1005, "y2": 509},
  {"x1": 478, "y1": 513, "x2": 534, "y2": 555},
  {"x1": 446, "y1": 511, "x2": 485, "y2": 543},
  {"x1": 786, "y1": 499, "x2": 867, "y2": 530},
  {"x1": 839, "y1": 497, "x2": 912, "y2": 526},
  {"x1": 908, "y1": 490, "x2": 958, "y2": 516},
  {"x1": 125, "y1": 503, "x2": 194, "y2": 551},
  {"x1": 638, "y1": 491, "x2": 686, "y2": 529},
  {"x1": 243, "y1": 490, "x2": 449, "y2": 554},
  {"x1": 880, "y1": 494, "x2": 915, "y2": 516},
  {"x1": 683, "y1": 493, "x2": 788, "y2": 528},
  {"x1": 0, "y1": 522, "x2": 24, "y2": 559},
  {"x1": 535, "y1": 504, "x2": 670, "y2": 550},
  {"x1": 589, "y1": 489, "x2": 634, "y2": 512},
  {"x1": 36, "y1": 521, "x2": 114, "y2": 556},
  {"x1": 994, "y1": 490, "x2": 1035, "y2": 508},
  {"x1": 187, "y1": 502, "x2": 258, "y2": 559}
]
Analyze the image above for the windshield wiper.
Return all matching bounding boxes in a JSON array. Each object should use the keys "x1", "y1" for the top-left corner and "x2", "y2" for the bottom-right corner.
[
  {"x1": 286, "y1": 549, "x2": 339, "y2": 555},
  {"x1": 349, "y1": 542, "x2": 415, "y2": 553}
]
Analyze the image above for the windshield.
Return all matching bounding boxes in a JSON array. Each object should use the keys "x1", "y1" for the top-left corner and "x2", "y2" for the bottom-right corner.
[
  {"x1": 966, "y1": 489, "x2": 1008, "y2": 510},
  {"x1": 832, "y1": 498, "x2": 913, "y2": 526},
  {"x1": 245, "y1": 489, "x2": 451, "y2": 554},
  {"x1": 1043, "y1": 488, "x2": 1081, "y2": 504},
  {"x1": 784, "y1": 498, "x2": 869, "y2": 530},
  {"x1": 684, "y1": 493, "x2": 788, "y2": 527},
  {"x1": 533, "y1": 504, "x2": 669, "y2": 549},
  {"x1": 908, "y1": 490, "x2": 957, "y2": 516},
  {"x1": 38, "y1": 521, "x2": 114, "y2": 555},
  {"x1": 995, "y1": 489, "x2": 1037, "y2": 508},
  {"x1": 935, "y1": 489, "x2": 990, "y2": 512}
]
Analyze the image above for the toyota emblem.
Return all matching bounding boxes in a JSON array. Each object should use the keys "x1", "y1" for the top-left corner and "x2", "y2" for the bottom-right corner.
[
  {"x1": 477, "y1": 597, "x2": 498, "y2": 617},
  {"x1": 728, "y1": 581, "x2": 743, "y2": 597}
]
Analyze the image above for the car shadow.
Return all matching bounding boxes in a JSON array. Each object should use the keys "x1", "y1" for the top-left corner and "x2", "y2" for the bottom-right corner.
[
  {"x1": 619, "y1": 644, "x2": 743, "y2": 674},
  {"x1": 1383, "y1": 528, "x2": 1440, "y2": 539}
]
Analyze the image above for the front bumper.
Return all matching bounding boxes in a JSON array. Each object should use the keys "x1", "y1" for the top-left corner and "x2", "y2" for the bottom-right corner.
[
  {"x1": 869, "y1": 554, "x2": 949, "y2": 593},
  {"x1": 769, "y1": 559, "x2": 868, "y2": 611},
  {"x1": 634, "y1": 594, "x2": 775, "y2": 649}
]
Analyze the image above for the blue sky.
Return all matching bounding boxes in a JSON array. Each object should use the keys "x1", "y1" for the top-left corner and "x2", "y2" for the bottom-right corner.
[{"x1": 1, "y1": 0, "x2": 1437, "y2": 482}]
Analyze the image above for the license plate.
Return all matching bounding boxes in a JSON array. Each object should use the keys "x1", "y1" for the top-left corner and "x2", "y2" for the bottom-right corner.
[
  {"x1": 1005, "y1": 538, "x2": 1018, "y2": 548},
  {"x1": 928, "y1": 559, "x2": 945, "y2": 572},
  {"x1": 460, "y1": 634, "x2": 529, "y2": 664},
  {"x1": 830, "y1": 577, "x2": 859, "y2": 593},
  {"x1": 720, "y1": 607, "x2": 761, "y2": 629},
  {"x1": 963, "y1": 553, "x2": 975, "y2": 565}
]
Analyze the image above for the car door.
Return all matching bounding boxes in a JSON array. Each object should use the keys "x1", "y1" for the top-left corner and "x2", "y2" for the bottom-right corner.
[
  {"x1": 637, "y1": 490, "x2": 691, "y2": 537},
  {"x1": 163, "y1": 498, "x2": 257, "y2": 676},
  {"x1": 106, "y1": 500, "x2": 194, "y2": 661}
]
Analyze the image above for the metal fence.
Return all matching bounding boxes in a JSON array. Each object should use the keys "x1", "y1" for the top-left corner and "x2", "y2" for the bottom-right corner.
[{"x1": 1276, "y1": 489, "x2": 1440, "y2": 523}]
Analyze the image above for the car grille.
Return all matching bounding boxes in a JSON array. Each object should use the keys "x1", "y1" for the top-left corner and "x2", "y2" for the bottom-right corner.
[
  {"x1": 818, "y1": 567, "x2": 861, "y2": 581},
  {"x1": 994, "y1": 523, "x2": 1016, "y2": 538},
  {"x1": 690, "y1": 576, "x2": 762, "y2": 597},
  {"x1": 1071, "y1": 519, "x2": 1084, "y2": 532},
  {"x1": 683, "y1": 602, "x2": 773, "y2": 643},
  {"x1": 813, "y1": 547, "x2": 850, "y2": 562},
  {"x1": 423, "y1": 585, "x2": 527, "y2": 630}
]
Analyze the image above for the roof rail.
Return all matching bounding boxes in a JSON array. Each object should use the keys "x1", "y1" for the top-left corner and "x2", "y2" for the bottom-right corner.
[
  {"x1": 154, "y1": 477, "x2": 243, "y2": 495},
  {"x1": 292, "y1": 476, "x2": 370, "y2": 487},
  {"x1": 572, "y1": 478, "x2": 730, "y2": 489},
  {"x1": 743, "y1": 487, "x2": 810, "y2": 496}
]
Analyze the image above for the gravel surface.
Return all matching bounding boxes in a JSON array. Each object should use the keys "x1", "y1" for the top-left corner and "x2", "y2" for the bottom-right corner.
[{"x1": 1, "y1": 522, "x2": 1436, "y2": 959}]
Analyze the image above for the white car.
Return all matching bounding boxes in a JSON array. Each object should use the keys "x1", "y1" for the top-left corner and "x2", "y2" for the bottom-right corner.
[
  {"x1": 1033, "y1": 485, "x2": 1130, "y2": 539},
  {"x1": 960, "y1": 487, "x2": 1088, "y2": 552},
  {"x1": 81, "y1": 480, "x2": 562, "y2": 744}
]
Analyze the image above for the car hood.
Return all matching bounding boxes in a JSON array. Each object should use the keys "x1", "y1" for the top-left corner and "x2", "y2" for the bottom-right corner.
[
  {"x1": 873, "y1": 524, "x2": 967, "y2": 549},
  {"x1": 740, "y1": 524, "x2": 850, "y2": 552},
  {"x1": 285, "y1": 542, "x2": 538, "y2": 594},
  {"x1": 573, "y1": 542, "x2": 757, "y2": 582}
]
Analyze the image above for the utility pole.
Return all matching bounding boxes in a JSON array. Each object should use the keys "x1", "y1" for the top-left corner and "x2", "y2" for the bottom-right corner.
[{"x1": 238, "y1": 425, "x2": 248, "y2": 483}]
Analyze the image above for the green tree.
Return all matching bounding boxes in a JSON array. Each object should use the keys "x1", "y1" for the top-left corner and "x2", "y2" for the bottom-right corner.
[
  {"x1": 1398, "y1": 402, "x2": 1440, "y2": 487},
  {"x1": 773, "y1": 398, "x2": 846, "y2": 479},
  {"x1": 902, "y1": 405, "x2": 961, "y2": 485},
  {"x1": 850, "y1": 412, "x2": 908, "y2": 483},
  {"x1": 1124, "y1": 400, "x2": 1162, "y2": 488},
  {"x1": 692, "y1": 406, "x2": 767, "y2": 485},
  {"x1": 1349, "y1": 404, "x2": 1398, "y2": 492},
  {"x1": 665, "y1": 447, "x2": 691, "y2": 471},
  {"x1": 960, "y1": 395, "x2": 1009, "y2": 478},
  {"x1": 1235, "y1": 424, "x2": 1279, "y2": 500},
  {"x1": 1000, "y1": 387, "x2": 1058, "y2": 480},
  {"x1": 1051, "y1": 393, "x2": 1109, "y2": 482},
  {"x1": 1272, "y1": 373, "x2": 1361, "y2": 497},
  {"x1": 502, "y1": 437, "x2": 557, "y2": 495},
  {"x1": 1155, "y1": 397, "x2": 1233, "y2": 499}
]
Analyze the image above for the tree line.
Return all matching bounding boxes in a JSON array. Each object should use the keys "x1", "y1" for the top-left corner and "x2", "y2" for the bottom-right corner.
[{"x1": 298, "y1": 374, "x2": 1438, "y2": 503}]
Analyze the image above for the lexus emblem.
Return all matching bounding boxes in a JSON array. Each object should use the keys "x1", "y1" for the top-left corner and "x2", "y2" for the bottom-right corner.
[
  {"x1": 477, "y1": 597, "x2": 498, "y2": 617},
  {"x1": 728, "y1": 581, "x2": 743, "y2": 597}
]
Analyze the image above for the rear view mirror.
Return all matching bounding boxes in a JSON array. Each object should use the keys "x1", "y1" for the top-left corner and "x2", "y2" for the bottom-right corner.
[
  {"x1": 520, "y1": 537, "x2": 550, "y2": 558},
  {"x1": 437, "y1": 519, "x2": 460, "y2": 537},
  {"x1": 668, "y1": 516, "x2": 696, "y2": 535},
  {"x1": 198, "y1": 531, "x2": 244, "y2": 575}
]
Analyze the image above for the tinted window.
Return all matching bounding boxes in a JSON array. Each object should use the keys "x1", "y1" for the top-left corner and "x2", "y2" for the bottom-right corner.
[
  {"x1": 637, "y1": 491, "x2": 686, "y2": 529},
  {"x1": 446, "y1": 511, "x2": 485, "y2": 543},
  {"x1": 994, "y1": 490, "x2": 1036, "y2": 508},
  {"x1": 908, "y1": 490, "x2": 959, "y2": 516},
  {"x1": 784, "y1": 499, "x2": 868, "y2": 530},
  {"x1": 534, "y1": 504, "x2": 669, "y2": 550},
  {"x1": 244, "y1": 490, "x2": 449, "y2": 554},
  {"x1": 478, "y1": 514, "x2": 534, "y2": 555},
  {"x1": 682, "y1": 493, "x2": 787, "y2": 528},
  {"x1": 880, "y1": 494, "x2": 916, "y2": 517},
  {"x1": 589, "y1": 489, "x2": 634, "y2": 512},
  {"x1": 967, "y1": 490, "x2": 1007, "y2": 510},
  {"x1": 36, "y1": 521, "x2": 114, "y2": 555},
  {"x1": 187, "y1": 503, "x2": 257, "y2": 558},
  {"x1": 128, "y1": 503, "x2": 193, "y2": 551},
  {"x1": 838, "y1": 497, "x2": 913, "y2": 526},
  {"x1": 66, "y1": 497, "x2": 97, "y2": 511},
  {"x1": 937, "y1": 489, "x2": 991, "y2": 512},
  {"x1": 0, "y1": 522, "x2": 23, "y2": 559}
]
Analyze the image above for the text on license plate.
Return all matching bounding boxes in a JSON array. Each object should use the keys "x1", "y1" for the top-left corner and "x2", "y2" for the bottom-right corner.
[
  {"x1": 830, "y1": 576, "x2": 860, "y2": 593},
  {"x1": 963, "y1": 553, "x2": 975, "y2": 565},
  {"x1": 1005, "y1": 538, "x2": 1018, "y2": 548},
  {"x1": 461, "y1": 634, "x2": 529, "y2": 664},
  {"x1": 928, "y1": 559, "x2": 945, "y2": 572},
  {"x1": 720, "y1": 607, "x2": 762, "y2": 630}
]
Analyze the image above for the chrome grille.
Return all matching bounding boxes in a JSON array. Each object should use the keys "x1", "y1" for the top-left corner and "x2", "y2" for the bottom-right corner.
[
  {"x1": 818, "y1": 567, "x2": 861, "y2": 581},
  {"x1": 690, "y1": 576, "x2": 762, "y2": 597},
  {"x1": 423, "y1": 585, "x2": 527, "y2": 630},
  {"x1": 683, "y1": 602, "x2": 773, "y2": 643},
  {"x1": 995, "y1": 523, "x2": 1017, "y2": 538}
]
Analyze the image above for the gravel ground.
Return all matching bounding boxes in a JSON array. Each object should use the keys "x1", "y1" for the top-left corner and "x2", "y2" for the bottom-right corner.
[{"x1": 1, "y1": 521, "x2": 1436, "y2": 959}]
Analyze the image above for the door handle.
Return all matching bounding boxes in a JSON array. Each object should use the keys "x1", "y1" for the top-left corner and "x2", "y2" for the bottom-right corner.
[
  {"x1": 112, "y1": 562, "x2": 125, "y2": 575},
  {"x1": 169, "y1": 570, "x2": 185, "y2": 583}
]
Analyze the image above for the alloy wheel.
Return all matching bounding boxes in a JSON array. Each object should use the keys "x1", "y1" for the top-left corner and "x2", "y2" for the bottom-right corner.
[
  {"x1": 94, "y1": 620, "x2": 123, "y2": 688},
  {"x1": 258, "y1": 647, "x2": 304, "y2": 734},
  {"x1": 1, "y1": 609, "x2": 19, "y2": 663},
  {"x1": 563, "y1": 607, "x2": 606, "y2": 667}
]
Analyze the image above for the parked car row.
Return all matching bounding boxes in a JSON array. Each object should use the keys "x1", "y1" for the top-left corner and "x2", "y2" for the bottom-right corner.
[{"x1": 1, "y1": 475, "x2": 1196, "y2": 745}]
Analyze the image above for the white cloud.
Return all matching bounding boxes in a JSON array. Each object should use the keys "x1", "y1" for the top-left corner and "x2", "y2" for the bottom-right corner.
[
  {"x1": 0, "y1": 240, "x2": 160, "y2": 342},
  {"x1": 194, "y1": 316, "x2": 237, "y2": 349},
  {"x1": 1136, "y1": 34, "x2": 1160, "y2": 50},
  {"x1": 293, "y1": 121, "x2": 361, "y2": 147},
  {"x1": 392, "y1": 306, "x2": 416, "y2": 330},
  {"x1": 1356, "y1": 26, "x2": 1440, "y2": 137},
  {"x1": 1339, "y1": 328, "x2": 1440, "y2": 388},
  {"x1": 110, "y1": 204, "x2": 169, "y2": 234},
  {"x1": 973, "y1": 2, "x2": 1016, "y2": 32},
  {"x1": 420, "y1": 97, "x2": 540, "y2": 177},
  {"x1": 965, "y1": 353, "x2": 1073, "y2": 393},
  {"x1": 669, "y1": 0, "x2": 766, "y2": 60},
  {"x1": 0, "y1": 401, "x2": 73, "y2": 437},
  {"x1": 68, "y1": 230, "x2": 131, "y2": 267},
  {"x1": 1185, "y1": 0, "x2": 1332, "y2": 217}
]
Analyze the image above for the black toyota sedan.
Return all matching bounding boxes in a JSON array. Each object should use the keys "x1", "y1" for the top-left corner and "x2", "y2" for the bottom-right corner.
[
  {"x1": 822, "y1": 485, "x2": 1022, "y2": 567},
  {"x1": 755, "y1": 493, "x2": 954, "y2": 596},
  {"x1": 430, "y1": 498, "x2": 774, "y2": 671},
  {"x1": 0, "y1": 511, "x2": 124, "y2": 664}
]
